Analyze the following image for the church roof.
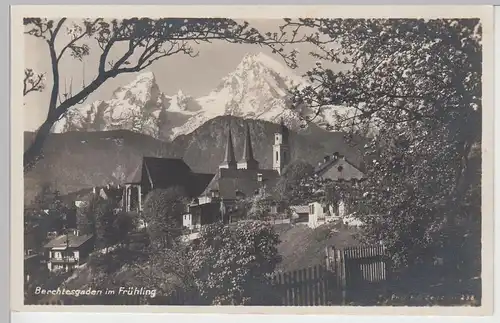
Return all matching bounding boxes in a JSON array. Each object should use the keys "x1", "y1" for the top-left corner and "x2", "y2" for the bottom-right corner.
[
  {"x1": 125, "y1": 157, "x2": 192, "y2": 186},
  {"x1": 201, "y1": 168, "x2": 280, "y2": 200},
  {"x1": 239, "y1": 123, "x2": 258, "y2": 164},
  {"x1": 125, "y1": 157, "x2": 214, "y2": 198},
  {"x1": 220, "y1": 127, "x2": 237, "y2": 168},
  {"x1": 189, "y1": 173, "x2": 216, "y2": 197}
]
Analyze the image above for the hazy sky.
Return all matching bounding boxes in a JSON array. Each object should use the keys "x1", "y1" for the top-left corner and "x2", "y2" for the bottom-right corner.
[{"x1": 23, "y1": 19, "x2": 339, "y2": 131}]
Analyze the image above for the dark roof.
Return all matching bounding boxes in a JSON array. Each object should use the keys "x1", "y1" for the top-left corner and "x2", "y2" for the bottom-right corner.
[
  {"x1": 44, "y1": 233, "x2": 93, "y2": 249},
  {"x1": 126, "y1": 157, "x2": 214, "y2": 198},
  {"x1": 220, "y1": 127, "x2": 237, "y2": 169},
  {"x1": 126, "y1": 157, "x2": 192, "y2": 186},
  {"x1": 239, "y1": 123, "x2": 258, "y2": 165},
  {"x1": 314, "y1": 155, "x2": 364, "y2": 180},
  {"x1": 145, "y1": 157, "x2": 192, "y2": 186},
  {"x1": 202, "y1": 168, "x2": 280, "y2": 200},
  {"x1": 188, "y1": 173, "x2": 216, "y2": 197}
]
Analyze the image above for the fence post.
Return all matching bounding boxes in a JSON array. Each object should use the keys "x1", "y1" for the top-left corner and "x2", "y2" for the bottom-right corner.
[
  {"x1": 336, "y1": 248, "x2": 347, "y2": 305},
  {"x1": 325, "y1": 246, "x2": 331, "y2": 271}
]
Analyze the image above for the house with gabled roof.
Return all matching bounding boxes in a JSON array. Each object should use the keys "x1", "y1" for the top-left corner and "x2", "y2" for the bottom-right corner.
[
  {"x1": 314, "y1": 152, "x2": 364, "y2": 182},
  {"x1": 43, "y1": 230, "x2": 94, "y2": 272},
  {"x1": 306, "y1": 152, "x2": 366, "y2": 228}
]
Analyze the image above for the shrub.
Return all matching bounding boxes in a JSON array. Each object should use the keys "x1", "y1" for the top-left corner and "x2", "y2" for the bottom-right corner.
[{"x1": 188, "y1": 220, "x2": 282, "y2": 305}]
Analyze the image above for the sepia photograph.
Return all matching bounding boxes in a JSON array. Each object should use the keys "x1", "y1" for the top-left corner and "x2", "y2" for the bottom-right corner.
[{"x1": 11, "y1": 5, "x2": 494, "y2": 314}]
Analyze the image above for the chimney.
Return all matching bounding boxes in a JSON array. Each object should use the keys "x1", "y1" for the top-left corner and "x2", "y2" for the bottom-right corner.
[
  {"x1": 323, "y1": 156, "x2": 330, "y2": 163},
  {"x1": 332, "y1": 152, "x2": 340, "y2": 160},
  {"x1": 92, "y1": 187, "x2": 96, "y2": 194},
  {"x1": 106, "y1": 184, "x2": 110, "y2": 190},
  {"x1": 73, "y1": 229, "x2": 79, "y2": 236},
  {"x1": 257, "y1": 173, "x2": 263, "y2": 182}
]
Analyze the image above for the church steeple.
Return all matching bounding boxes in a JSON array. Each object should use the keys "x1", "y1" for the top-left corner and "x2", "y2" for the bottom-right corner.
[
  {"x1": 237, "y1": 123, "x2": 259, "y2": 170},
  {"x1": 273, "y1": 118, "x2": 290, "y2": 175},
  {"x1": 220, "y1": 125, "x2": 237, "y2": 169}
]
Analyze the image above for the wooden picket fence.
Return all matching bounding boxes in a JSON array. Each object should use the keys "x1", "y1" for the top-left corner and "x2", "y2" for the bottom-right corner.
[
  {"x1": 327, "y1": 244, "x2": 389, "y2": 304},
  {"x1": 271, "y1": 245, "x2": 390, "y2": 306},
  {"x1": 271, "y1": 265, "x2": 335, "y2": 306}
]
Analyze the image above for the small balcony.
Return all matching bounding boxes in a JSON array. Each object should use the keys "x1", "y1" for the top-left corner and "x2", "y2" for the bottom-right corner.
[{"x1": 50, "y1": 256, "x2": 78, "y2": 264}]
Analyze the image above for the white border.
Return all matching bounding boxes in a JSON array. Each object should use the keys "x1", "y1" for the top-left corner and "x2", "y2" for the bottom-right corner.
[{"x1": 10, "y1": 4, "x2": 496, "y2": 316}]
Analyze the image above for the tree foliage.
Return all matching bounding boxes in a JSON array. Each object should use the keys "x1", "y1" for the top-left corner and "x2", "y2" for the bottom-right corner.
[
  {"x1": 94, "y1": 198, "x2": 117, "y2": 251},
  {"x1": 133, "y1": 240, "x2": 197, "y2": 303},
  {"x1": 283, "y1": 18, "x2": 482, "y2": 271},
  {"x1": 113, "y1": 212, "x2": 137, "y2": 247},
  {"x1": 246, "y1": 191, "x2": 273, "y2": 220},
  {"x1": 188, "y1": 220, "x2": 282, "y2": 305},
  {"x1": 29, "y1": 183, "x2": 76, "y2": 233},
  {"x1": 23, "y1": 17, "x2": 304, "y2": 171},
  {"x1": 142, "y1": 187, "x2": 188, "y2": 248},
  {"x1": 76, "y1": 195, "x2": 98, "y2": 235},
  {"x1": 131, "y1": 220, "x2": 282, "y2": 305},
  {"x1": 274, "y1": 160, "x2": 315, "y2": 204}
]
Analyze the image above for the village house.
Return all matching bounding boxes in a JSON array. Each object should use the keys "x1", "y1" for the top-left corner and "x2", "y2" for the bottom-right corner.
[
  {"x1": 68, "y1": 184, "x2": 124, "y2": 212},
  {"x1": 306, "y1": 152, "x2": 365, "y2": 228},
  {"x1": 314, "y1": 153, "x2": 364, "y2": 182},
  {"x1": 43, "y1": 230, "x2": 94, "y2": 272}
]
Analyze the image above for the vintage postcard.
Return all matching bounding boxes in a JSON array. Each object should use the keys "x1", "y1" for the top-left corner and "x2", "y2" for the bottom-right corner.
[{"x1": 11, "y1": 5, "x2": 494, "y2": 315}]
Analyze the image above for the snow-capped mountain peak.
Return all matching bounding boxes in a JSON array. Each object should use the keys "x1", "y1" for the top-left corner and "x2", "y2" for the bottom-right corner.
[
  {"x1": 111, "y1": 71, "x2": 157, "y2": 102},
  {"x1": 53, "y1": 52, "x2": 347, "y2": 141},
  {"x1": 236, "y1": 52, "x2": 305, "y2": 87},
  {"x1": 54, "y1": 71, "x2": 169, "y2": 137},
  {"x1": 168, "y1": 52, "x2": 311, "y2": 137}
]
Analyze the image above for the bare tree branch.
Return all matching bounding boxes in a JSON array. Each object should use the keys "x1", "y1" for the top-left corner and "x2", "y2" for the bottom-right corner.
[
  {"x1": 23, "y1": 17, "x2": 312, "y2": 171},
  {"x1": 23, "y1": 69, "x2": 45, "y2": 96}
]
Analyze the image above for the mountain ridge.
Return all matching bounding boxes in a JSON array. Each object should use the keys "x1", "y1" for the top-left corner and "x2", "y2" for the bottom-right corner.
[{"x1": 53, "y1": 52, "x2": 348, "y2": 141}]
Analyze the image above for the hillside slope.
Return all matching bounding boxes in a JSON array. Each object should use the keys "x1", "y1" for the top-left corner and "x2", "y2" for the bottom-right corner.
[
  {"x1": 274, "y1": 224, "x2": 360, "y2": 272},
  {"x1": 23, "y1": 130, "x2": 176, "y2": 204},
  {"x1": 25, "y1": 116, "x2": 364, "y2": 204}
]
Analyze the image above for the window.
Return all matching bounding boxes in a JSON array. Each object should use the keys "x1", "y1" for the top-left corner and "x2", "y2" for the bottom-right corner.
[
  {"x1": 276, "y1": 151, "x2": 279, "y2": 162},
  {"x1": 337, "y1": 165, "x2": 344, "y2": 172}
]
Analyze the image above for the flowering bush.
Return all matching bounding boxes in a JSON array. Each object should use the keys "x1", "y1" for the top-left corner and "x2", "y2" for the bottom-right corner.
[{"x1": 188, "y1": 220, "x2": 282, "y2": 305}]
